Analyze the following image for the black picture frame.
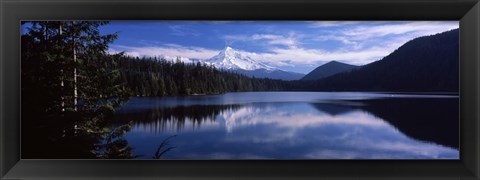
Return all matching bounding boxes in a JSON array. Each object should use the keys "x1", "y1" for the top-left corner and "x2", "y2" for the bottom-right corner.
[{"x1": 1, "y1": 0, "x2": 479, "y2": 179}]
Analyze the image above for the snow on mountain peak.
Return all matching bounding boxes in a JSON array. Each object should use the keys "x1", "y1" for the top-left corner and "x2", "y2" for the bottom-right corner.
[
  {"x1": 224, "y1": 46, "x2": 234, "y2": 51},
  {"x1": 206, "y1": 47, "x2": 275, "y2": 71}
]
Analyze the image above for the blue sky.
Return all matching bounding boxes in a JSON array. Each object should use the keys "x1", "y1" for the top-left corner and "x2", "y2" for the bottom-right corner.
[{"x1": 56, "y1": 21, "x2": 462, "y2": 74}]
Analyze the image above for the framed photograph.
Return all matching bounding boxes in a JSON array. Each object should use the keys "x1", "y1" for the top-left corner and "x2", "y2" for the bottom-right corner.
[{"x1": 1, "y1": 0, "x2": 479, "y2": 179}]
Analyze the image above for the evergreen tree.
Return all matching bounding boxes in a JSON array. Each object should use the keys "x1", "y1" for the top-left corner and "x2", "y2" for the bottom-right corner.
[{"x1": 22, "y1": 21, "x2": 131, "y2": 158}]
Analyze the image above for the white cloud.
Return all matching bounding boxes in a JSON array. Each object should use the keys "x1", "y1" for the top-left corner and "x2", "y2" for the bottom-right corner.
[
  {"x1": 292, "y1": 21, "x2": 460, "y2": 66},
  {"x1": 224, "y1": 33, "x2": 298, "y2": 48},
  {"x1": 308, "y1": 21, "x2": 365, "y2": 27},
  {"x1": 251, "y1": 34, "x2": 297, "y2": 47},
  {"x1": 342, "y1": 21, "x2": 458, "y2": 40},
  {"x1": 168, "y1": 25, "x2": 200, "y2": 36},
  {"x1": 312, "y1": 21, "x2": 458, "y2": 50},
  {"x1": 238, "y1": 46, "x2": 391, "y2": 66},
  {"x1": 110, "y1": 44, "x2": 219, "y2": 59}
]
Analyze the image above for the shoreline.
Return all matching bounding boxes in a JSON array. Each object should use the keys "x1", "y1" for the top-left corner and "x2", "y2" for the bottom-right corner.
[{"x1": 129, "y1": 91, "x2": 459, "y2": 99}]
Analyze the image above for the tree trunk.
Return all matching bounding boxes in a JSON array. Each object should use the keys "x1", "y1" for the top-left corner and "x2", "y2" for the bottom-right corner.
[
  {"x1": 72, "y1": 22, "x2": 78, "y2": 112},
  {"x1": 59, "y1": 23, "x2": 65, "y2": 112}
]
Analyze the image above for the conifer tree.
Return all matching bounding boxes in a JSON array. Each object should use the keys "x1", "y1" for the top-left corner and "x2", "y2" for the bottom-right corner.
[{"x1": 22, "y1": 21, "x2": 131, "y2": 158}]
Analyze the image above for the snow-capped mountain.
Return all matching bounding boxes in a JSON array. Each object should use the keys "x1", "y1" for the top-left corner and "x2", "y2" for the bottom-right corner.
[
  {"x1": 204, "y1": 46, "x2": 275, "y2": 71},
  {"x1": 203, "y1": 47, "x2": 304, "y2": 80}
]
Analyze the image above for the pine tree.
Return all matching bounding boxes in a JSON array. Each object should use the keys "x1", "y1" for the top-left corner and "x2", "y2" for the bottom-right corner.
[{"x1": 22, "y1": 21, "x2": 131, "y2": 158}]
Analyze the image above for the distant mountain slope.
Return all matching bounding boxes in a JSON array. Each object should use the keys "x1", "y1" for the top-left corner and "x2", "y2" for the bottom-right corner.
[
  {"x1": 236, "y1": 69, "x2": 305, "y2": 81},
  {"x1": 303, "y1": 29, "x2": 459, "y2": 92},
  {"x1": 302, "y1": 61, "x2": 358, "y2": 80}
]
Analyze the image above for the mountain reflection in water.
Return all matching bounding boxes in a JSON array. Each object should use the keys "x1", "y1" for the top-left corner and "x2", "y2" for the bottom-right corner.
[{"x1": 114, "y1": 92, "x2": 459, "y2": 159}]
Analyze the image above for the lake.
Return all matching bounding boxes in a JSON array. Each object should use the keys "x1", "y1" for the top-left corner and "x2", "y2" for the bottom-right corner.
[{"x1": 113, "y1": 92, "x2": 459, "y2": 159}]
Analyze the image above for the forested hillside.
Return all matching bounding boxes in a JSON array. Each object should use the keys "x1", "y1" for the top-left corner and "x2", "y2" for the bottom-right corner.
[
  {"x1": 297, "y1": 29, "x2": 459, "y2": 92},
  {"x1": 117, "y1": 56, "x2": 291, "y2": 96},
  {"x1": 301, "y1": 61, "x2": 357, "y2": 80}
]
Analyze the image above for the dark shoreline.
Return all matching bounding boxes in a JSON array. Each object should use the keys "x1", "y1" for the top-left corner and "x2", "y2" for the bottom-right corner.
[
  {"x1": 249, "y1": 91, "x2": 460, "y2": 96},
  {"x1": 130, "y1": 91, "x2": 459, "y2": 98}
]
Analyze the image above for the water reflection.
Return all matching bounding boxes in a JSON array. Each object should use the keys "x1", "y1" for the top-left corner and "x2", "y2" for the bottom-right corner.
[
  {"x1": 114, "y1": 92, "x2": 459, "y2": 159},
  {"x1": 310, "y1": 103, "x2": 358, "y2": 116},
  {"x1": 353, "y1": 98, "x2": 459, "y2": 149},
  {"x1": 115, "y1": 105, "x2": 242, "y2": 133}
]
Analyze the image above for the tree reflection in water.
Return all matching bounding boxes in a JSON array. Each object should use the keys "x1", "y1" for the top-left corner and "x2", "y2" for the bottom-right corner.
[
  {"x1": 114, "y1": 97, "x2": 458, "y2": 159},
  {"x1": 114, "y1": 104, "x2": 243, "y2": 133}
]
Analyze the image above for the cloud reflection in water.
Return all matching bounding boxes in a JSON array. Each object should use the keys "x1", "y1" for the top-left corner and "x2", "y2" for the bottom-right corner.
[{"x1": 121, "y1": 101, "x2": 458, "y2": 159}]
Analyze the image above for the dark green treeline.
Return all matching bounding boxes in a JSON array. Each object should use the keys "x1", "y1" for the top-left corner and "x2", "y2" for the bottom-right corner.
[{"x1": 117, "y1": 56, "x2": 291, "y2": 96}]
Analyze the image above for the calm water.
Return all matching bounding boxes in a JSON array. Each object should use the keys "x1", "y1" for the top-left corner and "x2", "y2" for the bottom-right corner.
[{"x1": 113, "y1": 92, "x2": 459, "y2": 159}]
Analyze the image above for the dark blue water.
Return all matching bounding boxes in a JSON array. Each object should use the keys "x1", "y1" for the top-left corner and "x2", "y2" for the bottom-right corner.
[{"x1": 114, "y1": 92, "x2": 459, "y2": 159}]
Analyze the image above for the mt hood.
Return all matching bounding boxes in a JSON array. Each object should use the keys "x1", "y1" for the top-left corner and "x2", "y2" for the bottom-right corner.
[
  {"x1": 205, "y1": 46, "x2": 275, "y2": 71},
  {"x1": 203, "y1": 47, "x2": 304, "y2": 80}
]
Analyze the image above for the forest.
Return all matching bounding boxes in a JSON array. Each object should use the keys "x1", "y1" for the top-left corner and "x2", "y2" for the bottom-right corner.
[{"x1": 117, "y1": 56, "x2": 291, "y2": 96}]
